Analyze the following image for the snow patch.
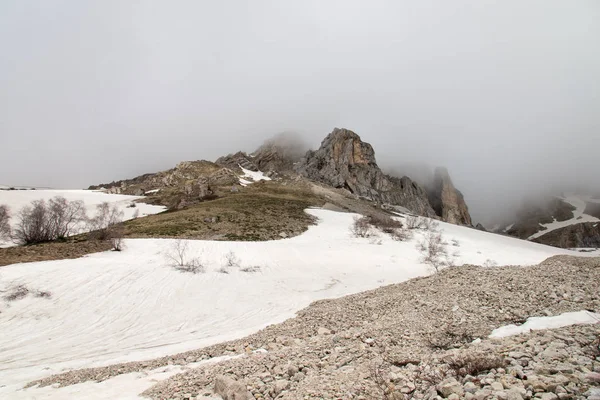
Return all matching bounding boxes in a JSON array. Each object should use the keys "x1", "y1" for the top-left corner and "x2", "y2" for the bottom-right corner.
[
  {"x1": 528, "y1": 195, "x2": 600, "y2": 240},
  {"x1": 144, "y1": 189, "x2": 160, "y2": 195},
  {"x1": 0, "y1": 209, "x2": 586, "y2": 396},
  {"x1": 489, "y1": 310, "x2": 600, "y2": 338},
  {"x1": 0, "y1": 189, "x2": 166, "y2": 247},
  {"x1": 238, "y1": 166, "x2": 271, "y2": 184}
]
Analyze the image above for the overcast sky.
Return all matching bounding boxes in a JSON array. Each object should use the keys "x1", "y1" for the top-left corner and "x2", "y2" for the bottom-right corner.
[{"x1": 1, "y1": 1, "x2": 598, "y2": 222}]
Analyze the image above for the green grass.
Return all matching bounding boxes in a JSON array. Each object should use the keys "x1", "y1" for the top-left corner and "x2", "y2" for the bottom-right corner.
[{"x1": 124, "y1": 181, "x2": 324, "y2": 241}]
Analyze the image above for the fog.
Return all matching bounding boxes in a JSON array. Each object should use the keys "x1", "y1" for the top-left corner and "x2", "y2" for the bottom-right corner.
[{"x1": 1, "y1": 1, "x2": 598, "y2": 224}]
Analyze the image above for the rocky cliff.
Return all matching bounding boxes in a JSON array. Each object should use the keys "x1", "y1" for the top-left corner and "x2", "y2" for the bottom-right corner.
[
  {"x1": 427, "y1": 167, "x2": 472, "y2": 226},
  {"x1": 295, "y1": 128, "x2": 437, "y2": 217}
]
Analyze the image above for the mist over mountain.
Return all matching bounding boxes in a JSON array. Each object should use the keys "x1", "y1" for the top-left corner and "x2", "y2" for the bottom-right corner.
[{"x1": 1, "y1": 1, "x2": 598, "y2": 224}]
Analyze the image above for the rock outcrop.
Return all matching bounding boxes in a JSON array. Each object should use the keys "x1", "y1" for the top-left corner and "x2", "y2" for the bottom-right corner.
[
  {"x1": 533, "y1": 222, "x2": 600, "y2": 248},
  {"x1": 296, "y1": 128, "x2": 436, "y2": 217},
  {"x1": 427, "y1": 167, "x2": 472, "y2": 226},
  {"x1": 215, "y1": 152, "x2": 258, "y2": 172}
]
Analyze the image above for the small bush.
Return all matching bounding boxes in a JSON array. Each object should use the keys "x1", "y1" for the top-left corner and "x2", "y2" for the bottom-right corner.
[
  {"x1": 3, "y1": 284, "x2": 29, "y2": 301},
  {"x1": 224, "y1": 251, "x2": 240, "y2": 268},
  {"x1": 483, "y1": 259, "x2": 498, "y2": 267},
  {"x1": 425, "y1": 327, "x2": 474, "y2": 350},
  {"x1": 217, "y1": 266, "x2": 230, "y2": 274},
  {"x1": 0, "y1": 204, "x2": 11, "y2": 241},
  {"x1": 350, "y1": 216, "x2": 373, "y2": 238},
  {"x1": 368, "y1": 214, "x2": 403, "y2": 232},
  {"x1": 88, "y1": 202, "x2": 124, "y2": 241},
  {"x1": 417, "y1": 231, "x2": 453, "y2": 272},
  {"x1": 446, "y1": 353, "x2": 506, "y2": 377},
  {"x1": 164, "y1": 239, "x2": 205, "y2": 274},
  {"x1": 12, "y1": 197, "x2": 86, "y2": 244},
  {"x1": 405, "y1": 215, "x2": 425, "y2": 230},
  {"x1": 34, "y1": 290, "x2": 52, "y2": 298},
  {"x1": 240, "y1": 265, "x2": 261, "y2": 273}
]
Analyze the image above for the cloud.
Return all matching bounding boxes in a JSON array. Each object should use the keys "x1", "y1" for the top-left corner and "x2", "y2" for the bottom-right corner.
[{"x1": 0, "y1": 1, "x2": 598, "y2": 224}]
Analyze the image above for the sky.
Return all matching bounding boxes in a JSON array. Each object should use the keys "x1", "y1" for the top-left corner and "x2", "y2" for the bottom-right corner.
[{"x1": 1, "y1": 1, "x2": 599, "y2": 223}]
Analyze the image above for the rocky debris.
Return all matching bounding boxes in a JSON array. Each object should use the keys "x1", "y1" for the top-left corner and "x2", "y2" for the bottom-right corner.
[
  {"x1": 28, "y1": 256, "x2": 600, "y2": 400},
  {"x1": 296, "y1": 128, "x2": 436, "y2": 217},
  {"x1": 89, "y1": 160, "x2": 240, "y2": 209},
  {"x1": 427, "y1": 167, "x2": 472, "y2": 226},
  {"x1": 216, "y1": 152, "x2": 259, "y2": 172},
  {"x1": 534, "y1": 222, "x2": 600, "y2": 249},
  {"x1": 214, "y1": 375, "x2": 253, "y2": 400}
]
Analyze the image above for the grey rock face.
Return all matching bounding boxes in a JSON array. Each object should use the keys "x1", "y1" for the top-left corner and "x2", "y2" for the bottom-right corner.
[
  {"x1": 296, "y1": 128, "x2": 436, "y2": 217},
  {"x1": 215, "y1": 152, "x2": 258, "y2": 172},
  {"x1": 427, "y1": 167, "x2": 472, "y2": 225}
]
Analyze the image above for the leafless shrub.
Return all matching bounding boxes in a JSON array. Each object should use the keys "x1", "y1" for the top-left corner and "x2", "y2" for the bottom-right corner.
[
  {"x1": 240, "y1": 265, "x2": 261, "y2": 273},
  {"x1": 390, "y1": 227, "x2": 412, "y2": 241},
  {"x1": 217, "y1": 266, "x2": 230, "y2": 274},
  {"x1": 88, "y1": 202, "x2": 124, "y2": 241},
  {"x1": 2, "y1": 284, "x2": 30, "y2": 301},
  {"x1": 11, "y1": 197, "x2": 87, "y2": 244},
  {"x1": 482, "y1": 259, "x2": 498, "y2": 267},
  {"x1": 0, "y1": 204, "x2": 11, "y2": 241},
  {"x1": 110, "y1": 224, "x2": 125, "y2": 251},
  {"x1": 350, "y1": 216, "x2": 373, "y2": 238},
  {"x1": 446, "y1": 353, "x2": 506, "y2": 377},
  {"x1": 421, "y1": 218, "x2": 439, "y2": 231},
  {"x1": 417, "y1": 231, "x2": 454, "y2": 272},
  {"x1": 424, "y1": 327, "x2": 474, "y2": 350},
  {"x1": 405, "y1": 215, "x2": 425, "y2": 230},
  {"x1": 47, "y1": 196, "x2": 86, "y2": 239},
  {"x1": 369, "y1": 236, "x2": 383, "y2": 245},
  {"x1": 34, "y1": 290, "x2": 52, "y2": 298},
  {"x1": 164, "y1": 239, "x2": 205, "y2": 273},
  {"x1": 224, "y1": 251, "x2": 240, "y2": 268},
  {"x1": 368, "y1": 214, "x2": 403, "y2": 232}
]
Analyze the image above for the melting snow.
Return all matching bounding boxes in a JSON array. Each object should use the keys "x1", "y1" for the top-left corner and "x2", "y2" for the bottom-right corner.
[
  {"x1": 528, "y1": 195, "x2": 600, "y2": 240},
  {"x1": 0, "y1": 209, "x2": 586, "y2": 398},
  {"x1": 489, "y1": 310, "x2": 600, "y2": 338},
  {"x1": 238, "y1": 166, "x2": 271, "y2": 184}
]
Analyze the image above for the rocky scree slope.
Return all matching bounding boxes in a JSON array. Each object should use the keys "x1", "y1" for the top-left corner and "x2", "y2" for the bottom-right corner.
[{"x1": 28, "y1": 256, "x2": 600, "y2": 399}]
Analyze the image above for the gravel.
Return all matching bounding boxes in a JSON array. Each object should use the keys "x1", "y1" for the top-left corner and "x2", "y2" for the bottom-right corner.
[{"x1": 26, "y1": 255, "x2": 600, "y2": 399}]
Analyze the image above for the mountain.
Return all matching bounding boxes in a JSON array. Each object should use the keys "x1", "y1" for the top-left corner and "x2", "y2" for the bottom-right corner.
[
  {"x1": 90, "y1": 127, "x2": 473, "y2": 226},
  {"x1": 427, "y1": 166, "x2": 472, "y2": 226},
  {"x1": 498, "y1": 194, "x2": 600, "y2": 248},
  {"x1": 295, "y1": 128, "x2": 437, "y2": 217}
]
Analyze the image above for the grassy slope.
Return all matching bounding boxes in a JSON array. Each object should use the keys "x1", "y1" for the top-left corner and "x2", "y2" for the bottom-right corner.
[{"x1": 0, "y1": 181, "x2": 324, "y2": 266}]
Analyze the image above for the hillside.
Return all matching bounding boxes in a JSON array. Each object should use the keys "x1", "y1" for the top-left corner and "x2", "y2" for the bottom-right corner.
[{"x1": 500, "y1": 194, "x2": 600, "y2": 249}]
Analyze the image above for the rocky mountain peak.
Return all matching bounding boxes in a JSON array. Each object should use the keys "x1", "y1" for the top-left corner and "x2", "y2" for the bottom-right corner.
[
  {"x1": 296, "y1": 128, "x2": 436, "y2": 217},
  {"x1": 428, "y1": 167, "x2": 472, "y2": 226}
]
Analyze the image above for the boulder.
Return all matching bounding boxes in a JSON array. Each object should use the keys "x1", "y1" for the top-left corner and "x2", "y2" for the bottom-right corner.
[{"x1": 214, "y1": 375, "x2": 253, "y2": 400}]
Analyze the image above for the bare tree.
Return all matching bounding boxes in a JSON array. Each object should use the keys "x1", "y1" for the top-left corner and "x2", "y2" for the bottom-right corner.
[
  {"x1": 13, "y1": 200, "x2": 52, "y2": 244},
  {"x1": 110, "y1": 224, "x2": 125, "y2": 251},
  {"x1": 164, "y1": 239, "x2": 205, "y2": 273},
  {"x1": 416, "y1": 231, "x2": 453, "y2": 272},
  {"x1": 88, "y1": 202, "x2": 124, "y2": 240},
  {"x1": 12, "y1": 197, "x2": 88, "y2": 244},
  {"x1": 47, "y1": 196, "x2": 86, "y2": 239},
  {"x1": 0, "y1": 205, "x2": 10, "y2": 241}
]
